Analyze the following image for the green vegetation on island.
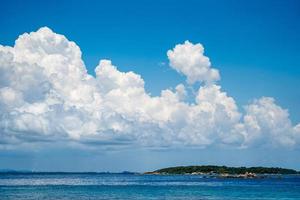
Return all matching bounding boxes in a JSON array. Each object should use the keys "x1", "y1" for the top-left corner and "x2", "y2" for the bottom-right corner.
[{"x1": 145, "y1": 165, "x2": 299, "y2": 176}]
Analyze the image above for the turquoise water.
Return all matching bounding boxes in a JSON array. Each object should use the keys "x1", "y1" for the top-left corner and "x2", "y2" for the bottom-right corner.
[{"x1": 0, "y1": 173, "x2": 300, "y2": 199}]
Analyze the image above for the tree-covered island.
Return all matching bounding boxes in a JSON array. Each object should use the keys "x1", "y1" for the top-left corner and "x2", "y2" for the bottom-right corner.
[{"x1": 144, "y1": 165, "x2": 299, "y2": 178}]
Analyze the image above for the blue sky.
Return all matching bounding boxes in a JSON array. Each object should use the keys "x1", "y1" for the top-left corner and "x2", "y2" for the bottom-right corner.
[
  {"x1": 1, "y1": 0, "x2": 300, "y2": 121},
  {"x1": 0, "y1": 0, "x2": 300, "y2": 171}
]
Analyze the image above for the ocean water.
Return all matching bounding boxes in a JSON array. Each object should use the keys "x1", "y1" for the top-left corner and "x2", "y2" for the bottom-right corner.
[{"x1": 0, "y1": 173, "x2": 300, "y2": 200}]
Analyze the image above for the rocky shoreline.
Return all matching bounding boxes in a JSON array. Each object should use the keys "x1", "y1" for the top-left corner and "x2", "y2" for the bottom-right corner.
[{"x1": 144, "y1": 171, "x2": 261, "y2": 178}]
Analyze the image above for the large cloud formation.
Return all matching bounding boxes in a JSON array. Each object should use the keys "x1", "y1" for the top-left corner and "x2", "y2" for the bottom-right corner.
[{"x1": 0, "y1": 27, "x2": 299, "y2": 149}]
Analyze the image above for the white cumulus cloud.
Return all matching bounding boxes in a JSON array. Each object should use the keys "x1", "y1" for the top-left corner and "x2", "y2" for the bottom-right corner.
[
  {"x1": 167, "y1": 40, "x2": 220, "y2": 84},
  {"x1": 239, "y1": 97, "x2": 299, "y2": 147},
  {"x1": 0, "y1": 27, "x2": 299, "y2": 149}
]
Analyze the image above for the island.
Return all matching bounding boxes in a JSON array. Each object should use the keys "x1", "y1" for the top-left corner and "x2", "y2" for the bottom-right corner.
[{"x1": 144, "y1": 165, "x2": 299, "y2": 178}]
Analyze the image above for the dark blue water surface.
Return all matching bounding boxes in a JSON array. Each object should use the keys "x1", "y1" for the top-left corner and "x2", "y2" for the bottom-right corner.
[{"x1": 0, "y1": 173, "x2": 299, "y2": 199}]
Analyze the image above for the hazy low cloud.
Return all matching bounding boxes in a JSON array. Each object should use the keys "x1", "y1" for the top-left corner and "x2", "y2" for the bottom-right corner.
[{"x1": 0, "y1": 27, "x2": 299, "y2": 149}]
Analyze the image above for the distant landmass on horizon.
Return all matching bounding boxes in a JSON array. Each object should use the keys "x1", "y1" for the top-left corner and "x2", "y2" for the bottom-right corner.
[
  {"x1": 145, "y1": 165, "x2": 300, "y2": 178},
  {"x1": 1, "y1": 165, "x2": 299, "y2": 176}
]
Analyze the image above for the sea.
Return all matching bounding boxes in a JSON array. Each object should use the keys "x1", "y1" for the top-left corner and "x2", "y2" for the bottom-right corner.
[{"x1": 0, "y1": 173, "x2": 299, "y2": 200}]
